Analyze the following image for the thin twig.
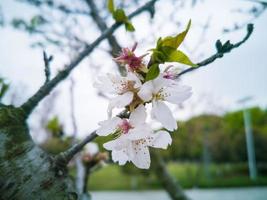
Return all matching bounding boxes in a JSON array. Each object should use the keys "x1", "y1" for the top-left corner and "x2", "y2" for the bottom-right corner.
[
  {"x1": 178, "y1": 23, "x2": 254, "y2": 76},
  {"x1": 43, "y1": 51, "x2": 53, "y2": 83},
  {"x1": 54, "y1": 131, "x2": 97, "y2": 167},
  {"x1": 20, "y1": 0, "x2": 158, "y2": 117}
]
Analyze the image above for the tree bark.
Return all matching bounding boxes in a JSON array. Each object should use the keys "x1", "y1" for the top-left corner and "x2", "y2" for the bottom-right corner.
[{"x1": 0, "y1": 105, "x2": 77, "y2": 200}]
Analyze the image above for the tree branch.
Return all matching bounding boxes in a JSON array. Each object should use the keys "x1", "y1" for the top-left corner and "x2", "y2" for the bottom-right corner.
[
  {"x1": 54, "y1": 131, "x2": 97, "y2": 169},
  {"x1": 85, "y1": 0, "x2": 126, "y2": 75},
  {"x1": 178, "y1": 23, "x2": 254, "y2": 76},
  {"x1": 151, "y1": 150, "x2": 189, "y2": 200},
  {"x1": 54, "y1": 110, "x2": 129, "y2": 168},
  {"x1": 20, "y1": 0, "x2": 158, "y2": 117}
]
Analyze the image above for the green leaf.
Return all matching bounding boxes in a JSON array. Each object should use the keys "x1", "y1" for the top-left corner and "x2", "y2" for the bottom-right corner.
[
  {"x1": 161, "y1": 46, "x2": 175, "y2": 56},
  {"x1": 145, "y1": 64, "x2": 160, "y2": 81},
  {"x1": 113, "y1": 9, "x2": 127, "y2": 22},
  {"x1": 150, "y1": 20, "x2": 194, "y2": 66},
  {"x1": 156, "y1": 37, "x2": 162, "y2": 49},
  {"x1": 107, "y1": 0, "x2": 115, "y2": 13},
  {"x1": 125, "y1": 21, "x2": 135, "y2": 32},
  {"x1": 161, "y1": 20, "x2": 191, "y2": 49},
  {"x1": 152, "y1": 46, "x2": 174, "y2": 64},
  {"x1": 151, "y1": 50, "x2": 166, "y2": 63},
  {"x1": 167, "y1": 50, "x2": 197, "y2": 67}
]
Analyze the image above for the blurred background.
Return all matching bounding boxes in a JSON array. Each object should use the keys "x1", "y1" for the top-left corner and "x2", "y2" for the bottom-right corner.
[{"x1": 0, "y1": 0, "x2": 267, "y2": 199}]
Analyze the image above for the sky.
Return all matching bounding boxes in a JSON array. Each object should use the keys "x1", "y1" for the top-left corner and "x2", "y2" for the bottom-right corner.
[{"x1": 0, "y1": 0, "x2": 266, "y2": 141}]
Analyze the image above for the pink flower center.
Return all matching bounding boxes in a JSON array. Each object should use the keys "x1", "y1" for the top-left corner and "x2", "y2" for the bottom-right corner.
[
  {"x1": 118, "y1": 119, "x2": 132, "y2": 134},
  {"x1": 116, "y1": 80, "x2": 135, "y2": 94},
  {"x1": 114, "y1": 43, "x2": 147, "y2": 71},
  {"x1": 163, "y1": 71, "x2": 176, "y2": 80},
  {"x1": 128, "y1": 56, "x2": 143, "y2": 70},
  {"x1": 117, "y1": 49, "x2": 143, "y2": 69}
]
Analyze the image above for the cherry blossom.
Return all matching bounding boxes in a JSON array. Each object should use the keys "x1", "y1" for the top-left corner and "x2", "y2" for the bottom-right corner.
[
  {"x1": 94, "y1": 72, "x2": 141, "y2": 116},
  {"x1": 96, "y1": 105, "x2": 172, "y2": 169},
  {"x1": 138, "y1": 75, "x2": 192, "y2": 131},
  {"x1": 114, "y1": 42, "x2": 148, "y2": 72},
  {"x1": 94, "y1": 39, "x2": 194, "y2": 169}
]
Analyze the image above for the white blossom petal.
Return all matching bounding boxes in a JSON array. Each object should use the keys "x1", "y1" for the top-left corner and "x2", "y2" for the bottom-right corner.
[
  {"x1": 152, "y1": 75, "x2": 169, "y2": 93},
  {"x1": 127, "y1": 124, "x2": 152, "y2": 140},
  {"x1": 103, "y1": 135, "x2": 128, "y2": 150},
  {"x1": 107, "y1": 73, "x2": 127, "y2": 94},
  {"x1": 130, "y1": 143, "x2": 151, "y2": 169},
  {"x1": 104, "y1": 137, "x2": 130, "y2": 165},
  {"x1": 96, "y1": 117, "x2": 121, "y2": 136},
  {"x1": 95, "y1": 73, "x2": 139, "y2": 95},
  {"x1": 127, "y1": 72, "x2": 142, "y2": 89},
  {"x1": 93, "y1": 75, "x2": 116, "y2": 94},
  {"x1": 148, "y1": 131, "x2": 172, "y2": 149},
  {"x1": 138, "y1": 81, "x2": 153, "y2": 102},
  {"x1": 109, "y1": 91, "x2": 134, "y2": 108},
  {"x1": 164, "y1": 85, "x2": 192, "y2": 105},
  {"x1": 103, "y1": 140, "x2": 117, "y2": 151},
  {"x1": 151, "y1": 101, "x2": 177, "y2": 131},
  {"x1": 111, "y1": 150, "x2": 129, "y2": 165},
  {"x1": 129, "y1": 104, "x2": 147, "y2": 126},
  {"x1": 108, "y1": 91, "x2": 134, "y2": 117}
]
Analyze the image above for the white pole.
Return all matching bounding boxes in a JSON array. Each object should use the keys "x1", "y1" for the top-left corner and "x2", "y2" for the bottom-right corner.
[{"x1": 242, "y1": 108, "x2": 257, "y2": 180}]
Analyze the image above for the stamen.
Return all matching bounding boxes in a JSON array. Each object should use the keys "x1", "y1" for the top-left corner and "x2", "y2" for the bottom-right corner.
[{"x1": 118, "y1": 119, "x2": 133, "y2": 134}]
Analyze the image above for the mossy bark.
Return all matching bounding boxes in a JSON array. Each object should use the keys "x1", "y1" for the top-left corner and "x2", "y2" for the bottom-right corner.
[{"x1": 0, "y1": 105, "x2": 78, "y2": 200}]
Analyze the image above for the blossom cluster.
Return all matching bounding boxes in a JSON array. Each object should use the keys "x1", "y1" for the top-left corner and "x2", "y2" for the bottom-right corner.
[{"x1": 94, "y1": 43, "x2": 192, "y2": 169}]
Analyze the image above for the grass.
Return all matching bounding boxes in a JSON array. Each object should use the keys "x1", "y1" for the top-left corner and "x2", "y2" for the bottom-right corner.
[{"x1": 87, "y1": 162, "x2": 267, "y2": 190}]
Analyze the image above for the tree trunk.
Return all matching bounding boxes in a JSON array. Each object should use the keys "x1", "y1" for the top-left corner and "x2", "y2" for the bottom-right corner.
[
  {"x1": 151, "y1": 151, "x2": 190, "y2": 200},
  {"x1": 0, "y1": 105, "x2": 77, "y2": 200}
]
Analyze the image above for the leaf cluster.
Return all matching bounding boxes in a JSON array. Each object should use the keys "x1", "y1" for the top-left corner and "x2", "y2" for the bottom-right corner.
[
  {"x1": 108, "y1": 0, "x2": 135, "y2": 32},
  {"x1": 146, "y1": 20, "x2": 197, "y2": 81}
]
